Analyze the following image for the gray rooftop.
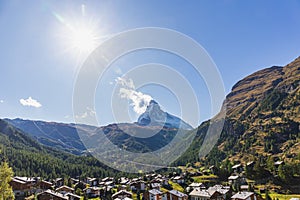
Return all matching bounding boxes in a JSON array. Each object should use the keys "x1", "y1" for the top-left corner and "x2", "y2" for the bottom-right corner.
[
  {"x1": 231, "y1": 192, "x2": 254, "y2": 199},
  {"x1": 169, "y1": 189, "x2": 187, "y2": 197}
]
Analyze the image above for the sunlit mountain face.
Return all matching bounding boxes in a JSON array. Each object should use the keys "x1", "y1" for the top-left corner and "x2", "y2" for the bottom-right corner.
[{"x1": 137, "y1": 100, "x2": 193, "y2": 130}]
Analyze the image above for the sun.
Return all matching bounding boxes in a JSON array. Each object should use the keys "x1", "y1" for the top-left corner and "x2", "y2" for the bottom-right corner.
[
  {"x1": 68, "y1": 24, "x2": 99, "y2": 54},
  {"x1": 53, "y1": 5, "x2": 106, "y2": 60}
]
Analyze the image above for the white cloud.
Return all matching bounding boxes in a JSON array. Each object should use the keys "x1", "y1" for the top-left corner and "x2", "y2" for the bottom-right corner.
[
  {"x1": 0, "y1": 100, "x2": 4, "y2": 103},
  {"x1": 116, "y1": 77, "x2": 153, "y2": 115},
  {"x1": 76, "y1": 112, "x2": 88, "y2": 119},
  {"x1": 19, "y1": 97, "x2": 42, "y2": 108},
  {"x1": 115, "y1": 77, "x2": 135, "y2": 89},
  {"x1": 75, "y1": 107, "x2": 96, "y2": 119}
]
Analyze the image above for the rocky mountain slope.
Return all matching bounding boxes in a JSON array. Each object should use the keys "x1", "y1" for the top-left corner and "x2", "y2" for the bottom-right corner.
[
  {"x1": 222, "y1": 56, "x2": 300, "y2": 162},
  {"x1": 176, "y1": 56, "x2": 300, "y2": 167}
]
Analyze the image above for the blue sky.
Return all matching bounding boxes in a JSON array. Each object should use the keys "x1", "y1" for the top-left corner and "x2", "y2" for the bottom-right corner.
[{"x1": 0, "y1": 0, "x2": 300, "y2": 126}]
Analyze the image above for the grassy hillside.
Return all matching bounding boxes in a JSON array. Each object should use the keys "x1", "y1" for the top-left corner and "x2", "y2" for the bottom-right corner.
[
  {"x1": 174, "y1": 56, "x2": 300, "y2": 190},
  {"x1": 0, "y1": 119, "x2": 120, "y2": 179}
]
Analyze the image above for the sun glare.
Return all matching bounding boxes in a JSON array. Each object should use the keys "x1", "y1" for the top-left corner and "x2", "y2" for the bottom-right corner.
[
  {"x1": 53, "y1": 5, "x2": 106, "y2": 60},
  {"x1": 69, "y1": 25, "x2": 99, "y2": 54}
]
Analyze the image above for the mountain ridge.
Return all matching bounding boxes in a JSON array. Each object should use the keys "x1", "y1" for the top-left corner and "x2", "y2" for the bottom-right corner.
[
  {"x1": 176, "y1": 56, "x2": 300, "y2": 167},
  {"x1": 0, "y1": 119, "x2": 118, "y2": 178},
  {"x1": 5, "y1": 100, "x2": 192, "y2": 154}
]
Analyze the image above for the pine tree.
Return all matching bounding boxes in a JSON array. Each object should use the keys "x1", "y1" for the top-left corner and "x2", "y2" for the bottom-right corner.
[
  {"x1": 278, "y1": 165, "x2": 286, "y2": 181},
  {"x1": 265, "y1": 190, "x2": 272, "y2": 200},
  {"x1": 0, "y1": 161, "x2": 14, "y2": 200}
]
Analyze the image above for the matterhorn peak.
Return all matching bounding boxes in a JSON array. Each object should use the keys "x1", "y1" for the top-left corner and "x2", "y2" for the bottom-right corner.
[{"x1": 137, "y1": 100, "x2": 193, "y2": 130}]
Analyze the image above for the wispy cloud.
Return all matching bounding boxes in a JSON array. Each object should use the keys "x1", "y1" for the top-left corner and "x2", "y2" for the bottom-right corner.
[
  {"x1": 20, "y1": 97, "x2": 42, "y2": 108},
  {"x1": 116, "y1": 77, "x2": 153, "y2": 115},
  {"x1": 114, "y1": 67, "x2": 122, "y2": 75},
  {"x1": 75, "y1": 107, "x2": 96, "y2": 119}
]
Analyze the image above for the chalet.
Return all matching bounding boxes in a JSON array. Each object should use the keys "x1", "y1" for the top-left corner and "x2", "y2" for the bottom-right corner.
[
  {"x1": 14, "y1": 176, "x2": 36, "y2": 184},
  {"x1": 161, "y1": 178, "x2": 169, "y2": 186},
  {"x1": 74, "y1": 181, "x2": 87, "y2": 190},
  {"x1": 130, "y1": 180, "x2": 146, "y2": 191},
  {"x1": 240, "y1": 185, "x2": 249, "y2": 191},
  {"x1": 189, "y1": 188, "x2": 223, "y2": 200},
  {"x1": 65, "y1": 193, "x2": 81, "y2": 200},
  {"x1": 83, "y1": 186, "x2": 101, "y2": 198},
  {"x1": 87, "y1": 177, "x2": 99, "y2": 186},
  {"x1": 54, "y1": 178, "x2": 64, "y2": 187},
  {"x1": 228, "y1": 175, "x2": 240, "y2": 185},
  {"x1": 37, "y1": 189, "x2": 68, "y2": 200},
  {"x1": 112, "y1": 190, "x2": 133, "y2": 200},
  {"x1": 115, "y1": 197, "x2": 133, "y2": 200},
  {"x1": 208, "y1": 185, "x2": 230, "y2": 199},
  {"x1": 150, "y1": 173, "x2": 158, "y2": 179},
  {"x1": 106, "y1": 186, "x2": 114, "y2": 192},
  {"x1": 38, "y1": 180, "x2": 53, "y2": 190},
  {"x1": 145, "y1": 173, "x2": 160, "y2": 182},
  {"x1": 69, "y1": 178, "x2": 79, "y2": 185},
  {"x1": 118, "y1": 184, "x2": 127, "y2": 191},
  {"x1": 246, "y1": 161, "x2": 255, "y2": 169},
  {"x1": 232, "y1": 164, "x2": 243, "y2": 173},
  {"x1": 151, "y1": 177, "x2": 169, "y2": 186},
  {"x1": 144, "y1": 174, "x2": 151, "y2": 182},
  {"x1": 274, "y1": 161, "x2": 284, "y2": 166},
  {"x1": 131, "y1": 178, "x2": 140, "y2": 182},
  {"x1": 10, "y1": 177, "x2": 36, "y2": 197},
  {"x1": 105, "y1": 180, "x2": 115, "y2": 187},
  {"x1": 156, "y1": 174, "x2": 163, "y2": 178},
  {"x1": 189, "y1": 182, "x2": 206, "y2": 189},
  {"x1": 168, "y1": 190, "x2": 188, "y2": 200},
  {"x1": 172, "y1": 176, "x2": 185, "y2": 184},
  {"x1": 99, "y1": 181, "x2": 106, "y2": 187},
  {"x1": 150, "y1": 183, "x2": 161, "y2": 190},
  {"x1": 119, "y1": 177, "x2": 130, "y2": 185},
  {"x1": 146, "y1": 189, "x2": 165, "y2": 200},
  {"x1": 56, "y1": 185, "x2": 75, "y2": 194},
  {"x1": 274, "y1": 161, "x2": 284, "y2": 172},
  {"x1": 102, "y1": 177, "x2": 114, "y2": 182},
  {"x1": 231, "y1": 192, "x2": 256, "y2": 200}
]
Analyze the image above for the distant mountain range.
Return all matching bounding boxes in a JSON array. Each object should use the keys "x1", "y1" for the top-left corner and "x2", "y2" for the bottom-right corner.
[
  {"x1": 4, "y1": 118, "x2": 87, "y2": 154},
  {"x1": 0, "y1": 119, "x2": 117, "y2": 178},
  {"x1": 5, "y1": 100, "x2": 193, "y2": 154}
]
